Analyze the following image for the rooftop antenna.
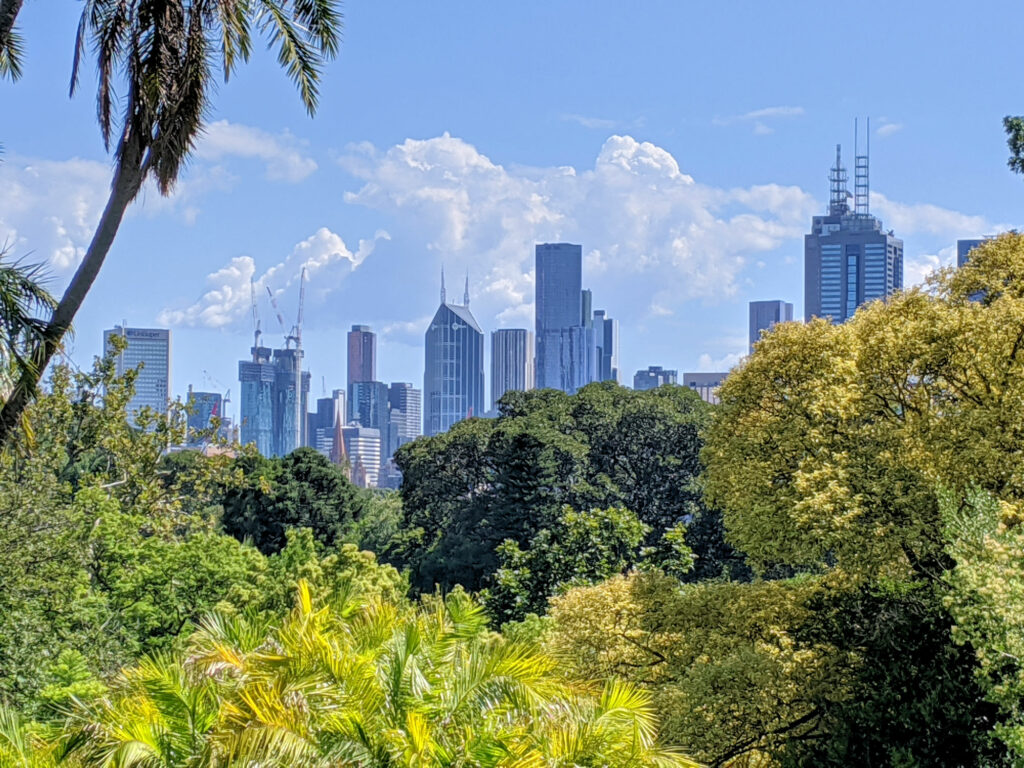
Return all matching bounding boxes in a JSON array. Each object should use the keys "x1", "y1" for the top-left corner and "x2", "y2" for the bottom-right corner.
[
  {"x1": 854, "y1": 117, "x2": 870, "y2": 216},
  {"x1": 464, "y1": 270, "x2": 470, "y2": 306},
  {"x1": 440, "y1": 265, "x2": 446, "y2": 304},
  {"x1": 828, "y1": 144, "x2": 850, "y2": 216}
]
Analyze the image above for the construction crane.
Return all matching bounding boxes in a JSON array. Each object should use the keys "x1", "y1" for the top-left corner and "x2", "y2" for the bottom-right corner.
[
  {"x1": 266, "y1": 285, "x2": 289, "y2": 345},
  {"x1": 249, "y1": 278, "x2": 262, "y2": 350},
  {"x1": 266, "y1": 268, "x2": 305, "y2": 350}
]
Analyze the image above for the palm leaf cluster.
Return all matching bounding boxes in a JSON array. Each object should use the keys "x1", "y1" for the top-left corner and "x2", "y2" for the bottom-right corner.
[
  {"x1": 55, "y1": 581, "x2": 695, "y2": 767},
  {"x1": 0, "y1": 251, "x2": 55, "y2": 398}
]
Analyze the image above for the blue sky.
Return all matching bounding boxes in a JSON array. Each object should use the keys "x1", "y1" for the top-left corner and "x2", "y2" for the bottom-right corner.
[{"x1": 1, "y1": 0, "x2": 1021, "y2": 418}]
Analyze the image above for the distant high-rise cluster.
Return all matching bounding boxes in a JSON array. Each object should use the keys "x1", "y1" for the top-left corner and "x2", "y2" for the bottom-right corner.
[
  {"x1": 634, "y1": 366, "x2": 676, "y2": 391},
  {"x1": 749, "y1": 300, "x2": 793, "y2": 353}
]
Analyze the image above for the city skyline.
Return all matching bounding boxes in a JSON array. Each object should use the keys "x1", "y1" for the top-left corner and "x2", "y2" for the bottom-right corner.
[{"x1": 8, "y1": 3, "x2": 1019, "y2": 424}]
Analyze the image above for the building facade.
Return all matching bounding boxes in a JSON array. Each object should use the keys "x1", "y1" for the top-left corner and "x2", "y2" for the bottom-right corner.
[
  {"x1": 310, "y1": 389, "x2": 345, "y2": 458},
  {"x1": 491, "y1": 328, "x2": 535, "y2": 410},
  {"x1": 388, "y1": 382, "x2": 422, "y2": 449},
  {"x1": 633, "y1": 365, "x2": 677, "y2": 391},
  {"x1": 423, "y1": 283, "x2": 485, "y2": 437},
  {"x1": 535, "y1": 243, "x2": 592, "y2": 393},
  {"x1": 238, "y1": 344, "x2": 310, "y2": 457},
  {"x1": 749, "y1": 300, "x2": 794, "y2": 353},
  {"x1": 342, "y1": 425, "x2": 382, "y2": 488},
  {"x1": 185, "y1": 388, "x2": 223, "y2": 445},
  {"x1": 804, "y1": 145, "x2": 903, "y2": 323},
  {"x1": 239, "y1": 345, "x2": 275, "y2": 456},
  {"x1": 683, "y1": 372, "x2": 728, "y2": 405},
  {"x1": 347, "y1": 324, "x2": 376, "y2": 420},
  {"x1": 957, "y1": 237, "x2": 993, "y2": 268},
  {"x1": 271, "y1": 348, "x2": 310, "y2": 456},
  {"x1": 593, "y1": 310, "x2": 619, "y2": 383},
  {"x1": 103, "y1": 326, "x2": 171, "y2": 417}
]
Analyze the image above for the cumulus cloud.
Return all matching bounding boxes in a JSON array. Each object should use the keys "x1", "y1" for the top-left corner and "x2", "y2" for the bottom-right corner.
[
  {"x1": 696, "y1": 351, "x2": 745, "y2": 372},
  {"x1": 158, "y1": 228, "x2": 389, "y2": 328},
  {"x1": 195, "y1": 120, "x2": 317, "y2": 182},
  {"x1": 339, "y1": 133, "x2": 817, "y2": 319},
  {"x1": 871, "y1": 192, "x2": 1000, "y2": 238}
]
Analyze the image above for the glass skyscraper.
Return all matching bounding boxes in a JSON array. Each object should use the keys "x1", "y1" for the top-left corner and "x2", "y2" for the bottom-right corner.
[
  {"x1": 491, "y1": 328, "x2": 534, "y2": 411},
  {"x1": 749, "y1": 300, "x2": 794, "y2": 353},
  {"x1": 592, "y1": 309, "x2": 619, "y2": 383},
  {"x1": 423, "y1": 278, "x2": 485, "y2": 437},
  {"x1": 804, "y1": 145, "x2": 903, "y2": 323},
  {"x1": 534, "y1": 243, "x2": 594, "y2": 393},
  {"x1": 347, "y1": 324, "x2": 376, "y2": 422},
  {"x1": 238, "y1": 344, "x2": 310, "y2": 457},
  {"x1": 103, "y1": 326, "x2": 171, "y2": 417}
]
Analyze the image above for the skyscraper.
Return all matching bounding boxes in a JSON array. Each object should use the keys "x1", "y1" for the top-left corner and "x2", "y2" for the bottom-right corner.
[
  {"x1": 683, "y1": 372, "x2": 728, "y2": 405},
  {"x1": 423, "y1": 273, "x2": 485, "y2": 436},
  {"x1": 491, "y1": 328, "x2": 534, "y2": 410},
  {"x1": 238, "y1": 343, "x2": 310, "y2": 457},
  {"x1": 185, "y1": 387, "x2": 223, "y2": 445},
  {"x1": 103, "y1": 325, "x2": 171, "y2": 417},
  {"x1": 749, "y1": 300, "x2": 794, "y2": 353},
  {"x1": 239, "y1": 344, "x2": 275, "y2": 456},
  {"x1": 388, "y1": 382, "x2": 422, "y2": 448},
  {"x1": 957, "y1": 238, "x2": 993, "y2": 268},
  {"x1": 804, "y1": 142, "x2": 903, "y2": 323},
  {"x1": 347, "y1": 324, "x2": 375, "y2": 420},
  {"x1": 633, "y1": 366, "x2": 677, "y2": 391},
  {"x1": 592, "y1": 310, "x2": 619, "y2": 383},
  {"x1": 350, "y1": 380, "x2": 389, "y2": 435},
  {"x1": 535, "y1": 243, "x2": 593, "y2": 393}
]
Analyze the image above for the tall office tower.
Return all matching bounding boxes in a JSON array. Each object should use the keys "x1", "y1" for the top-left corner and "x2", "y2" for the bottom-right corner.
[
  {"x1": 103, "y1": 326, "x2": 171, "y2": 417},
  {"x1": 749, "y1": 300, "x2": 794, "y2": 353},
  {"x1": 592, "y1": 310, "x2": 620, "y2": 383},
  {"x1": 682, "y1": 372, "x2": 728, "y2": 405},
  {"x1": 350, "y1": 379, "x2": 389, "y2": 437},
  {"x1": 535, "y1": 243, "x2": 594, "y2": 393},
  {"x1": 185, "y1": 387, "x2": 222, "y2": 445},
  {"x1": 423, "y1": 273, "x2": 485, "y2": 436},
  {"x1": 271, "y1": 347, "x2": 310, "y2": 456},
  {"x1": 239, "y1": 344, "x2": 275, "y2": 456},
  {"x1": 342, "y1": 425, "x2": 382, "y2": 487},
  {"x1": 633, "y1": 365, "x2": 678, "y2": 391},
  {"x1": 491, "y1": 328, "x2": 535, "y2": 410},
  {"x1": 347, "y1": 324, "x2": 376, "y2": 419},
  {"x1": 804, "y1": 140, "x2": 903, "y2": 323},
  {"x1": 388, "y1": 382, "x2": 422, "y2": 448}
]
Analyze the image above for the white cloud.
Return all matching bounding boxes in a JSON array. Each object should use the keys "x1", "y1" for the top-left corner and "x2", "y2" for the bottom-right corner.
[
  {"x1": 876, "y1": 122, "x2": 903, "y2": 138},
  {"x1": 904, "y1": 244, "x2": 956, "y2": 288},
  {"x1": 696, "y1": 351, "x2": 744, "y2": 372},
  {"x1": 561, "y1": 113, "x2": 617, "y2": 129},
  {"x1": 713, "y1": 106, "x2": 804, "y2": 127},
  {"x1": 158, "y1": 227, "x2": 389, "y2": 328},
  {"x1": 871, "y1": 192, "x2": 1001, "y2": 238},
  {"x1": 340, "y1": 133, "x2": 816, "y2": 321},
  {"x1": 196, "y1": 120, "x2": 317, "y2": 182}
]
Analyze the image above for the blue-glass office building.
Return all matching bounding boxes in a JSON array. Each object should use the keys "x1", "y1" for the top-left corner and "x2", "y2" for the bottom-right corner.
[
  {"x1": 804, "y1": 145, "x2": 902, "y2": 323},
  {"x1": 535, "y1": 243, "x2": 594, "y2": 393}
]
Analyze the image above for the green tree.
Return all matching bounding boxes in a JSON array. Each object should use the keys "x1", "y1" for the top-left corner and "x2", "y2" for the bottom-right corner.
[
  {"x1": 0, "y1": 0, "x2": 344, "y2": 446},
  {"x1": 220, "y1": 447, "x2": 367, "y2": 555},
  {"x1": 63, "y1": 581, "x2": 695, "y2": 767}
]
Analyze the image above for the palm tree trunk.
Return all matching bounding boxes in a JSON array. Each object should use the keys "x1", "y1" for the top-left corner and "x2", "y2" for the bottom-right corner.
[
  {"x1": 0, "y1": 133, "x2": 146, "y2": 446},
  {"x1": 0, "y1": 0, "x2": 24, "y2": 51}
]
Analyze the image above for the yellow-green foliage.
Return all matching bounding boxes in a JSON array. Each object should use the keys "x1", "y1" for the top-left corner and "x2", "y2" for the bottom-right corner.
[
  {"x1": 704, "y1": 232, "x2": 1024, "y2": 577},
  {"x1": 547, "y1": 572, "x2": 846, "y2": 765}
]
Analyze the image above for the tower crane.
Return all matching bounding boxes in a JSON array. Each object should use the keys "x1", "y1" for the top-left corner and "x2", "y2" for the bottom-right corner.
[{"x1": 250, "y1": 278, "x2": 262, "y2": 350}]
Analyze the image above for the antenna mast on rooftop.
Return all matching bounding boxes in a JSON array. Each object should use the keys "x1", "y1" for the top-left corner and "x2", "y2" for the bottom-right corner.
[
  {"x1": 854, "y1": 118, "x2": 870, "y2": 216},
  {"x1": 828, "y1": 144, "x2": 850, "y2": 216}
]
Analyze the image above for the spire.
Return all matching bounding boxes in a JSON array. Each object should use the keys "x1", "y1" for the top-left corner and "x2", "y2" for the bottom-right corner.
[
  {"x1": 464, "y1": 271, "x2": 470, "y2": 306},
  {"x1": 440, "y1": 265, "x2": 446, "y2": 305}
]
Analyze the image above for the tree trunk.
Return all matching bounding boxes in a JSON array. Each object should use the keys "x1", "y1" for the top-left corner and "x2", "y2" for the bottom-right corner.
[
  {"x1": 0, "y1": 136, "x2": 146, "y2": 446},
  {"x1": 0, "y1": 0, "x2": 24, "y2": 52}
]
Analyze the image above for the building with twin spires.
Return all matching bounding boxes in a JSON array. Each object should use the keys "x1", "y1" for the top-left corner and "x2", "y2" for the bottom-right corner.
[
  {"x1": 423, "y1": 272, "x2": 485, "y2": 437},
  {"x1": 804, "y1": 136, "x2": 903, "y2": 324}
]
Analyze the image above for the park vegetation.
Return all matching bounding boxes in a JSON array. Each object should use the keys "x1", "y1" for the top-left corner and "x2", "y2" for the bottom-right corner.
[{"x1": 4, "y1": 235, "x2": 1024, "y2": 764}]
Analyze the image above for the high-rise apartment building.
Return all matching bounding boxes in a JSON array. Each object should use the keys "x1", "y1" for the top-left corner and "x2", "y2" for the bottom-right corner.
[
  {"x1": 239, "y1": 344, "x2": 275, "y2": 456},
  {"x1": 534, "y1": 243, "x2": 593, "y2": 393},
  {"x1": 238, "y1": 343, "x2": 310, "y2": 457},
  {"x1": 804, "y1": 144, "x2": 903, "y2": 323},
  {"x1": 683, "y1": 372, "x2": 728, "y2": 405},
  {"x1": 592, "y1": 310, "x2": 619, "y2": 383},
  {"x1": 749, "y1": 300, "x2": 794, "y2": 353},
  {"x1": 633, "y1": 365, "x2": 677, "y2": 391},
  {"x1": 347, "y1": 324, "x2": 376, "y2": 420},
  {"x1": 491, "y1": 328, "x2": 534, "y2": 410},
  {"x1": 423, "y1": 275, "x2": 485, "y2": 436},
  {"x1": 103, "y1": 326, "x2": 171, "y2": 417}
]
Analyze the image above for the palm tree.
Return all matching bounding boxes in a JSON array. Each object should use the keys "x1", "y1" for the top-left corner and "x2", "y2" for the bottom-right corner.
[
  {"x1": 0, "y1": 0, "x2": 344, "y2": 446},
  {"x1": 0, "y1": 0, "x2": 24, "y2": 80},
  {"x1": 64, "y1": 582, "x2": 696, "y2": 767}
]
